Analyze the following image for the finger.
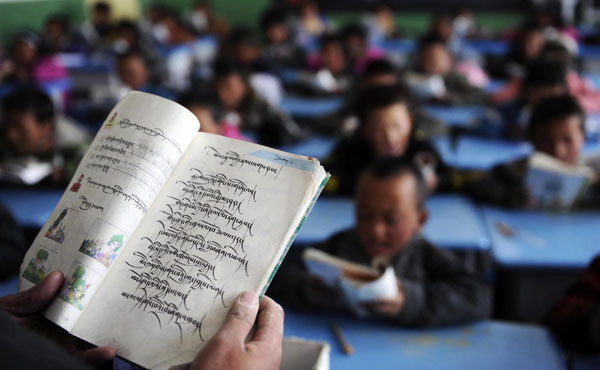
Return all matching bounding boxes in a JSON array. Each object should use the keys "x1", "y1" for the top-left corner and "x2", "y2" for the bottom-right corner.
[
  {"x1": 217, "y1": 291, "x2": 259, "y2": 344},
  {"x1": 248, "y1": 296, "x2": 284, "y2": 350},
  {"x1": 0, "y1": 270, "x2": 64, "y2": 316},
  {"x1": 78, "y1": 346, "x2": 117, "y2": 366}
]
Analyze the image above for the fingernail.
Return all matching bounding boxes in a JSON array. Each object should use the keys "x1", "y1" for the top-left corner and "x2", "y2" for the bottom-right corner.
[{"x1": 238, "y1": 291, "x2": 258, "y2": 308}]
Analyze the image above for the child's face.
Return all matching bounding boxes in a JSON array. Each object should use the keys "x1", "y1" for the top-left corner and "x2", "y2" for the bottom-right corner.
[
  {"x1": 216, "y1": 74, "x2": 247, "y2": 110},
  {"x1": 420, "y1": 44, "x2": 452, "y2": 76},
  {"x1": 4, "y1": 110, "x2": 53, "y2": 154},
  {"x1": 117, "y1": 56, "x2": 148, "y2": 90},
  {"x1": 356, "y1": 173, "x2": 427, "y2": 258},
  {"x1": 521, "y1": 30, "x2": 544, "y2": 61},
  {"x1": 362, "y1": 103, "x2": 412, "y2": 157},
  {"x1": 266, "y1": 24, "x2": 288, "y2": 44},
  {"x1": 188, "y1": 104, "x2": 220, "y2": 135},
  {"x1": 320, "y1": 42, "x2": 346, "y2": 75},
  {"x1": 346, "y1": 35, "x2": 366, "y2": 60},
  {"x1": 531, "y1": 114, "x2": 584, "y2": 165}
]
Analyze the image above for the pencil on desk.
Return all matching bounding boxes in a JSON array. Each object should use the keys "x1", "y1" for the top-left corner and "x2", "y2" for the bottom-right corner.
[{"x1": 330, "y1": 321, "x2": 354, "y2": 355}]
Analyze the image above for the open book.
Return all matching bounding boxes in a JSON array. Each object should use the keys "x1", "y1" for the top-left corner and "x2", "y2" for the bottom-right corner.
[
  {"x1": 526, "y1": 152, "x2": 596, "y2": 210},
  {"x1": 17, "y1": 91, "x2": 329, "y2": 369},
  {"x1": 303, "y1": 248, "x2": 398, "y2": 315}
]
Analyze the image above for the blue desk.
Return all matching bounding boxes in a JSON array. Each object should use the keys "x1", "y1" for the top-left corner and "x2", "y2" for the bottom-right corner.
[
  {"x1": 580, "y1": 45, "x2": 600, "y2": 60},
  {"x1": 433, "y1": 135, "x2": 533, "y2": 170},
  {"x1": 378, "y1": 38, "x2": 417, "y2": 54},
  {"x1": 296, "y1": 195, "x2": 489, "y2": 250},
  {"x1": 284, "y1": 310, "x2": 565, "y2": 370},
  {"x1": 484, "y1": 79, "x2": 506, "y2": 94},
  {"x1": 481, "y1": 207, "x2": 600, "y2": 269},
  {"x1": 424, "y1": 105, "x2": 486, "y2": 127},
  {"x1": 465, "y1": 40, "x2": 509, "y2": 56},
  {"x1": 0, "y1": 189, "x2": 62, "y2": 228},
  {"x1": 422, "y1": 195, "x2": 490, "y2": 250},
  {"x1": 278, "y1": 136, "x2": 337, "y2": 160},
  {"x1": 280, "y1": 97, "x2": 344, "y2": 118}
]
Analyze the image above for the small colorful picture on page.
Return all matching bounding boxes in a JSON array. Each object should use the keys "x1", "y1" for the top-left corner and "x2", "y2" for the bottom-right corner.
[
  {"x1": 22, "y1": 247, "x2": 57, "y2": 284},
  {"x1": 58, "y1": 262, "x2": 101, "y2": 310},
  {"x1": 45, "y1": 207, "x2": 79, "y2": 244},
  {"x1": 78, "y1": 218, "x2": 127, "y2": 269}
]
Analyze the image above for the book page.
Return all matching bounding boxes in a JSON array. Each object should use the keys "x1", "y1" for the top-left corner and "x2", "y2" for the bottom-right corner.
[
  {"x1": 18, "y1": 91, "x2": 199, "y2": 331},
  {"x1": 74, "y1": 133, "x2": 326, "y2": 369}
]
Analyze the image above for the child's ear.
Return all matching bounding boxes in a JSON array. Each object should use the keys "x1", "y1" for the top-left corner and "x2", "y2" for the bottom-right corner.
[{"x1": 418, "y1": 207, "x2": 429, "y2": 227}]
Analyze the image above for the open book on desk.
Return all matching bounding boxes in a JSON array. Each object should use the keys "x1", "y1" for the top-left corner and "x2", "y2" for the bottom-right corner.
[
  {"x1": 526, "y1": 152, "x2": 596, "y2": 210},
  {"x1": 18, "y1": 91, "x2": 329, "y2": 369}
]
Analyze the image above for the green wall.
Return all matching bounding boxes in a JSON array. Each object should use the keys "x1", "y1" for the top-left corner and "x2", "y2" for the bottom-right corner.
[{"x1": 0, "y1": 0, "x2": 523, "y2": 45}]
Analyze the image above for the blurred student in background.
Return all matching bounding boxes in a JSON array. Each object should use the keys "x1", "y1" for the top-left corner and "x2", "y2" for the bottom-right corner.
[
  {"x1": 115, "y1": 48, "x2": 174, "y2": 100},
  {"x1": 179, "y1": 89, "x2": 248, "y2": 140},
  {"x1": 546, "y1": 253, "x2": 600, "y2": 354},
  {"x1": 260, "y1": 7, "x2": 305, "y2": 70},
  {"x1": 342, "y1": 23, "x2": 384, "y2": 74},
  {"x1": 457, "y1": 95, "x2": 598, "y2": 208},
  {"x1": 0, "y1": 86, "x2": 90, "y2": 187},
  {"x1": 40, "y1": 14, "x2": 88, "y2": 54},
  {"x1": 213, "y1": 58, "x2": 303, "y2": 146},
  {"x1": 497, "y1": 58, "x2": 568, "y2": 139},
  {"x1": 187, "y1": 0, "x2": 229, "y2": 38},
  {"x1": 324, "y1": 85, "x2": 445, "y2": 196},
  {"x1": 270, "y1": 158, "x2": 491, "y2": 327},
  {"x1": 293, "y1": 1, "x2": 329, "y2": 51},
  {"x1": 406, "y1": 34, "x2": 485, "y2": 105},
  {"x1": 80, "y1": 1, "x2": 114, "y2": 56}
]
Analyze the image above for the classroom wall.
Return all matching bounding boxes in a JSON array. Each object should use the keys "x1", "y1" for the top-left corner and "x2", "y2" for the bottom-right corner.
[{"x1": 0, "y1": 0, "x2": 522, "y2": 46}]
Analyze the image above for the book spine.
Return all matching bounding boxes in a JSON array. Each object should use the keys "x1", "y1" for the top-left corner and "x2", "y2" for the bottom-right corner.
[{"x1": 259, "y1": 173, "x2": 331, "y2": 297}]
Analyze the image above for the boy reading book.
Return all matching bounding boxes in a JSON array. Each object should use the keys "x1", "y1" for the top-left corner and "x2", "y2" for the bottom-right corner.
[
  {"x1": 15, "y1": 91, "x2": 328, "y2": 369},
  {"x1": 457, "y1": 94, "x2": 599, "y2": 209},
  {"x1": 270, "y1": 158, "x2": 491, "y2": 327}
]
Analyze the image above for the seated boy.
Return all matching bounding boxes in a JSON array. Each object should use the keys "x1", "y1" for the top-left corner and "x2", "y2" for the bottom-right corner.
[
  {"x1": 324, "y1": 85, "x2": 445, "y2": 195},
  {"x1": 269, "y1": 158, "x2": 492, "y2": 327},
  {"x1": 0, "y1": 86, "x2": 90, "y2": 187},
  {"x1": 116, "y1": 48, "x2": 174, "y2": 100},
  {"x1": 458, "y1": 94, "x2": 597, "y2": 208},
  {"x1": 405, "y1": 34, "x2": 485, "y2": 105}
]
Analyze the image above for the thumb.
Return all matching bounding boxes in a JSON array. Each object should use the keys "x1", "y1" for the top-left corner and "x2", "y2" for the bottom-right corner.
[
  {"x1": 0, "y1": 270, "x2": 64, "y2": 317},
  {"x1": 216, "y1": 291, "x2": 259, "y2": 344}
]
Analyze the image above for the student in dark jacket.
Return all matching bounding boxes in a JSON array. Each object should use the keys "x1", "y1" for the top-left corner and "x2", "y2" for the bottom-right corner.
[
  {"x1": 269, "y1": 158, "x2": 492, "y2": 327},
  {"x1": 324, "y1": 84, "x2": 446, "y2": 196},
  {"x1": 545, "y1": 254, "x2": 600, "y2": 353},
  {"x1": 457, "y1": 94, "x2": 596, "y2": 208}
]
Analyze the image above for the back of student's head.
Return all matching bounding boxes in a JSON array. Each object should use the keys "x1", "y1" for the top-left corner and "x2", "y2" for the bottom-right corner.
[
  {"x1": 2, "y1": 86, "x2": 54, "y2": 123},
  {"x1": 539, "y1": 41, "x2": 572, "y2": 67},
  {"x1": 523, "y1": 58, "x2": 567, "y2": 103},
  {"x1": 362, "y1": 156, "x2": 428, "y2": 209},
  {"x1": 260, "y1": 7, "x2": 288, "y2": 35},
  {"x1": 361, "y1": 59, "x2": 398, "y2": 86},
  {"x1": 528, "y1": 94, "x2": 585, "y2": 164},
  {"x1": 2, "y1": 86, "x2": 55, "y2": 154}
]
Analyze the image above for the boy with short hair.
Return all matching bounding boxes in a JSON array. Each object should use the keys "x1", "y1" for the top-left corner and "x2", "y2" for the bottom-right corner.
[
  {"x1": 269, "y1": 158, "x2": 492, "y2": 327},
  {"x1": 0, "y1": 86, "x2": 89, "y2": 186},
  {"x1": 458, "y1": 94, "x2": 596, "y2": 208},
  {"x1": 324, "y1": 85, "x2": 445, "y2": 195}
]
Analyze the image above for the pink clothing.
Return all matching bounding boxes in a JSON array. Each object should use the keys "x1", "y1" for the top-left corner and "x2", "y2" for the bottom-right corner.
[{"x1": 221, "y1": 124, "x2": 251, "y2": 142}]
